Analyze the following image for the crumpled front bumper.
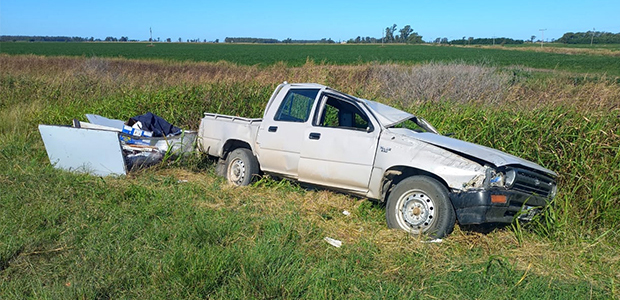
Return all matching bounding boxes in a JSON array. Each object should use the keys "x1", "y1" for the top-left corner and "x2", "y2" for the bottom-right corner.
[{"x1": 449, "y1": 189, "x2": 551, "y2": 225}]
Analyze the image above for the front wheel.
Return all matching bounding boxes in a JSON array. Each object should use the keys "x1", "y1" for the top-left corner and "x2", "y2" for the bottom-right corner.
[
  {"x1": 386, "y1": 176, "x2": 456, "y2": 238},
  {"x1": 225, "y1": 148, "x2": 259, "y2": 186}
]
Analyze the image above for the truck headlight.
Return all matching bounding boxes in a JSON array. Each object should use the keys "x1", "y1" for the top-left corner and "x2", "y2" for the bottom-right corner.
[
  {"x1": 489, "y1": 171, "x2": 505, "y2": 187},
  {"x1": 505, "y1": 169, "x2": 516, "y2": 188},
  {"x1": 550, "y1": 183, "x2": 557, "y2": 199}
]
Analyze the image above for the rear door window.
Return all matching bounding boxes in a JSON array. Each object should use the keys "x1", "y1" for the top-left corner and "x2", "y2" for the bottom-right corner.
[{"x1": 274, "y1": 89, "x2": 319, "y2": 122}]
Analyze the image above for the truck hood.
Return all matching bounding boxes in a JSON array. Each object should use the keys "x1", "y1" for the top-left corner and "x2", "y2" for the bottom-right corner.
[
  {"x1": 389, "y1": 128, "x2": 557, "y2": 177},
  {"x1": 360, "y1": 99, "x2": 414, "y2": 127}
]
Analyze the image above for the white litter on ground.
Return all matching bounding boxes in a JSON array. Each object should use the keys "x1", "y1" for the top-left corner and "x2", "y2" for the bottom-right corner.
[{"x1": 324, "y1": 237, "x2": 342, "y2": 248}]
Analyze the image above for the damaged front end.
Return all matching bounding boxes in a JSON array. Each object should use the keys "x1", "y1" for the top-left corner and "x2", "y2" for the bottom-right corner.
[{"x1": 450, "y1": 166, "x2": 557, "y2": 224}]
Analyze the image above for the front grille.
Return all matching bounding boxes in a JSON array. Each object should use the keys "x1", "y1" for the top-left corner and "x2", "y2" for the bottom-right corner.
[{"x1": 510, "y1": 168, "x2": 555, "y2": 198}]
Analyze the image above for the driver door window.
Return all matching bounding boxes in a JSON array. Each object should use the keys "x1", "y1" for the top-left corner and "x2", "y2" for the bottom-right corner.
[{"x1": 318, "y1": 97, "x2": 372, "y2": 131}]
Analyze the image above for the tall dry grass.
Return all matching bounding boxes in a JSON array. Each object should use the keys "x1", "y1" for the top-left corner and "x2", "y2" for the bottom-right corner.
[{"x1": 2, "y1": 54, "x2": 619, "y2": 111}]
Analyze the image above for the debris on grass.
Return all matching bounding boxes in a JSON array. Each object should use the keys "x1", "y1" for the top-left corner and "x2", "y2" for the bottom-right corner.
[
  {"x1": 39, "y1": 113, "x2": 196, "y2": 176},
  {"x1": 324, "y1": 237, "x2": 343, "y2": 248}
]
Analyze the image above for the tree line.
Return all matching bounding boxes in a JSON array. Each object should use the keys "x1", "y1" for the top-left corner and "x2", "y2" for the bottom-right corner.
[
  {"x1": 557, "y1": 31, "x2": 620, "y2": 44},
  {"x1": 449, "y1": 37, "x2": 524, "y2": 45},
  {"x1": 0, "y1": 35, "x2": 134, "y2": 42},
  {"x1": 3, "y1": 30, "x2": 620, "y2": 44},
  {"x1": 346, "y1": 24, "x2": 423, "y2": 44},
  {"x1": 224, "y1": 37, "x2": 335, "y2": 44}
]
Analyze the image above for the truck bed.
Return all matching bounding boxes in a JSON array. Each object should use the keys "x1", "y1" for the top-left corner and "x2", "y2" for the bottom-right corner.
[{"x1": 198, "y1": 113, "x2": 262, "y2": 157}]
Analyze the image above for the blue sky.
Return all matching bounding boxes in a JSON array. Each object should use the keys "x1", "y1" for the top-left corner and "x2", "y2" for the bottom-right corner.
[{"x1": 1, "y1": 0, "x2": 619, "y2": 42}]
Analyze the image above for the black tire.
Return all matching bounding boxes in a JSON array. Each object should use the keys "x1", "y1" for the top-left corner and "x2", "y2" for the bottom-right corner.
[
  {"x1": 386, "y1": 176, "x2": 456, "y2": 238},
  {"x1": 225, "y1": 148, "x2": 259, "y2": 186}
]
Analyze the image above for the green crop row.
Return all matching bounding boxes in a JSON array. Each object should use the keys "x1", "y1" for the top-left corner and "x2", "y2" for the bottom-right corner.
[{"x1": 2, "y1": 42, "x2": 620, "y2": 76}]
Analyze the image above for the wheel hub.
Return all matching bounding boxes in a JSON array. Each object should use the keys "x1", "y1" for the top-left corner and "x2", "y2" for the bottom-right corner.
[
  {"x1": 401, "y1": 193, "x2": 435, "y2": 229},
  {"x1": 228, "y1": 159, "x2": 245, "y2": 184}
]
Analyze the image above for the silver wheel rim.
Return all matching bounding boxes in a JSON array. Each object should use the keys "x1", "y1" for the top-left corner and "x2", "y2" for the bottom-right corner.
[
  {"x1": 228, "y1": 157, "x2": 246, "y2": 185},
  {"x1": 396, "y1": 189, "x2": 436, "y2": 233}
]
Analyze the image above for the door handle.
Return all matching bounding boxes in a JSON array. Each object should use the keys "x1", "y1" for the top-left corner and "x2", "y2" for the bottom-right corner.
[
  {"x1": 268, "y1": 126, "x2": 278, "y2": 132},
  {"x1": 309, "y1": 132, "x2": 321, "y2": 140}
]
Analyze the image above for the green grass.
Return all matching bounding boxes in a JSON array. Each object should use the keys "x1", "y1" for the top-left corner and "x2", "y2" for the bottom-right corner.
[
  {"x1": 0, "y1": 135, "x2": 613, "y2": 299},
  {"x1": 1, "y1": 56, "x2": 619, "y2": 298},
  {"x1": 2, "y1": 42, "x2": 620, "y2": 76}
]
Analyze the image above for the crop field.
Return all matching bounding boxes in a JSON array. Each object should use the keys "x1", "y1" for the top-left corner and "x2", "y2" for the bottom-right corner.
[
  {"x1": 1, "y1": 50, "x2": 619, "y2": 298},
  {"x1": 2, "y1": 42, "x2": 620, "y2": 77}
]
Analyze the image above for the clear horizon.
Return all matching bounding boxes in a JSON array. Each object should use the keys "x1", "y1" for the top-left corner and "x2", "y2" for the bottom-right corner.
[{"x1": 2, "y1": 0, "x2": 619, "y2": 43}]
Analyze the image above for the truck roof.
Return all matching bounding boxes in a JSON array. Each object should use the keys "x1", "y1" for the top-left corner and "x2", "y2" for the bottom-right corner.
[{"x1": 287, "y1": 83, "x2": 415, "y2": 128}]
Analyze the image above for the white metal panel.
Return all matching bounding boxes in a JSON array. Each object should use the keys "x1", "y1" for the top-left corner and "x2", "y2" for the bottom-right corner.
[
  {"x1": 39, "y1": 125, "x2": 127, "y2": 176},
  {"x1": 389, "y1": 129, "x2": 557, "y2": 176},
  {"x1": 360, "y1": 99, "x2": 414, "y2": 128},
  {"x1": 368, "y1": 130, "x2": 487, "y2": 196},
  {"x1": 85, "y1": 114, "x2": 126, "y2": 130},
  {"x1": 298, "y1": 126, "x2": 379, "y2": 192},
  {"x1": 198, "y1": 115, "x2": 260, "y2": 157},
  {"x1": 255, "y1": 122, "x2": 307, "y2": 178}
]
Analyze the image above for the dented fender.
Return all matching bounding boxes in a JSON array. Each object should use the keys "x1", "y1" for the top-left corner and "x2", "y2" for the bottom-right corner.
[{"x1": 367, "y1": 129, "x2": 488, "y2": 199}]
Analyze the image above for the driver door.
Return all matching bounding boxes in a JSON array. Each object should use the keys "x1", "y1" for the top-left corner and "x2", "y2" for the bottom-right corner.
[{"x1": 298, "y1": 94, "x2": 380, "y2": 192}]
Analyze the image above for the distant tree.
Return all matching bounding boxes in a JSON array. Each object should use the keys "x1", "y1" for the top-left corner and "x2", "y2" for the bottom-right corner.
[
  {"x1": 530, "y1": 35, "x2": 536, "y2": 43},
  {"x1": 178, "y1": 37, "x2": 182, "y2": 42},
  {"x1": 119, "y1": 36, "x2": 128, "y2": 42},
  {"x1": 468, "y1": 37, "x2": 474, "y2": 45},
  {"x1": 166, "y1": 38, "x2": 171, "y2": 42},
  {"x1": 399, "y1": 25, "x2": 413, "y2": 42},
  {"x1": 385, "y1": 24, "x2": 397, "y2": 42},
  {"x1": 434, "y1": 37, "x2": 441, "y2": 43},
  {"x1": 406, "y1": 31, "x2": 423, "y2": 44},
  {"x1": 215, "y1": 39, "x2": 219, "y2": 43},
  {"x1": 441, "y1": 37, "x2": 448, "y2": 44}
]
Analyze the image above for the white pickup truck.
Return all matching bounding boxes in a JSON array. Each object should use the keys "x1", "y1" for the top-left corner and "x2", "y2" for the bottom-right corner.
[{"x1": 198, "y1": 82, "x2": 557, "y2": 238}]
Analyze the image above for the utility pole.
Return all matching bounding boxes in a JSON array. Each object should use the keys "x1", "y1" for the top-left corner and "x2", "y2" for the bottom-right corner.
[
  {"x1": 539, "y1": 28, "x2": 547, "y2": 48},
  {"x1": 591, "y1": 28, "x2": 595, "y2": 46},
  {"x1": 150, "y1": 27, "x2": 153, "y2": 46}
]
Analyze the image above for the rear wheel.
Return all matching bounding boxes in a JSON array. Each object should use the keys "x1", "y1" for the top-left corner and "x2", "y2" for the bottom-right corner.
[
  {"x1": 386, "y1": 176, "x2": 456, "y2": 238},
  {"x1": 225, "y1": 148, "x2": 259, "y2": 186}
]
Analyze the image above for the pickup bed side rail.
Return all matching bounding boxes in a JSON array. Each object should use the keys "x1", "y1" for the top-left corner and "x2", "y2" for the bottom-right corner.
[{"x1": 203, "y1": 113, "x2": 262, "y2": 124}]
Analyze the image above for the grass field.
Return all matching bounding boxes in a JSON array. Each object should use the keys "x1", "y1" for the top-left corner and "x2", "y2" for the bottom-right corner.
[
  {"x1": 2, "y1": 42, "x2": 620, "y2": 77},
  {"x1": 1, "y1": 53, "x2": 619, "y2": 298}
]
